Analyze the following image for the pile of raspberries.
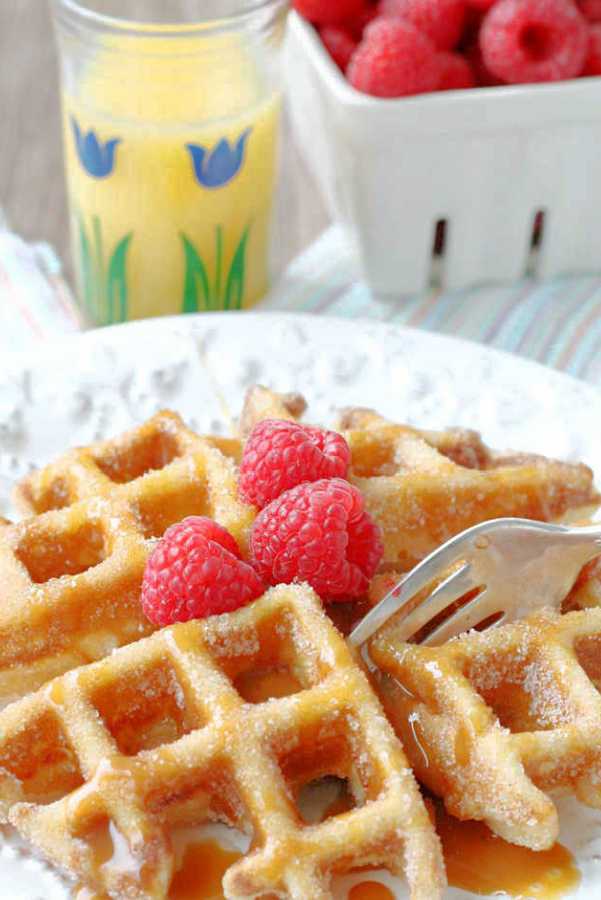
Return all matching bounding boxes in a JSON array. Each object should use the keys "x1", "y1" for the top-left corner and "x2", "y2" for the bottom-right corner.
[
  {"x1": 141, "y1": 420, "x2": 384, "y2": 626},
  {"x1": 293, "y1": 0, "x2": 601, "y2": 97}
]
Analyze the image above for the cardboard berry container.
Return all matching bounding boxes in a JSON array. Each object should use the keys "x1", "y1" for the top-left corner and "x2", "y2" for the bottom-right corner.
[{"x1": 286, "y1": 10, "x2": 601, "y2": 294}]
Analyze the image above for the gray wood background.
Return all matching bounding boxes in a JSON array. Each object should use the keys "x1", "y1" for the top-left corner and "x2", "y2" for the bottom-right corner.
[{"x1": 0, "y1": 1, "x2": 329, "y2": 285}]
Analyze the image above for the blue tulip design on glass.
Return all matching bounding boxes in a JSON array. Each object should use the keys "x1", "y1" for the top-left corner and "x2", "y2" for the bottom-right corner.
[
  {"x1": 186, "y1": 128, "x2": 252, "y2": 189},
  {"x1": 71, "y1": 117, "x2": 121, "y2": 178}
]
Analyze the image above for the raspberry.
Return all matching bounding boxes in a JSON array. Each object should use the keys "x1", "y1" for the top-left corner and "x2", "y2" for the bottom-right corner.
[
  {"x1": 458, "y1": 7, "x2": 485, "y2": 50},
  {"x1": 466, "y1": 42, "x2": 504, "y2": 84},
  {"x1": 348, "y1": 18, "x2": 442, "y2": 96},
  {"x1": 378, "y1": 0, "x2": 466, "y2": 50},
  {"x1": 480, "y1": 0, "x2": 588, "y2": 84},
  {"x1": 141, "y1": 517, "x2": 264, "y2": 625},
  {"x1": 584, "y1": 23, "x2": 601, "y2": 73},
  {"x1": 346, "y1": 3, "x2": 380, "y2": 37},
  {"x1": 466, "y1": 0, "x2": 495, "y2": 8},
  {"x1": 250, "y1": 479, "x2": 383, "y2": 600},
  {"x1": 320, "y1": 25, "x2": 358, "y2": 70},
  {"x1": 579, "y1": 0, "x2": 601, "y2": 22},
  {"x1": 438, "y1": 50, "x2": 476, "y2": 87},
  {"x1": 293, "y1": 0, "x2": 367, "y2": 26},
  {"x1": 238, "y1": 419, "x2": 351, "y2": 509}
]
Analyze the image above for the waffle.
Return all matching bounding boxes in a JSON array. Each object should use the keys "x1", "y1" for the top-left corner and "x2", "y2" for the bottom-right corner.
[
  {"x1": 369, "y1": 604, "x2": 601, "y2": 852},
  {"x1": 0, "y1": 411, "x2": 254, "y2": 705},
  {"x1": 238, "y1": 387, "x2": 599, "y2": 570},
  {"x1": 237, "y1": 385, "x2": 307, "y2": 437},
  {"x1": 0, "y1": 584, "x2": 444, "y2": 900}
]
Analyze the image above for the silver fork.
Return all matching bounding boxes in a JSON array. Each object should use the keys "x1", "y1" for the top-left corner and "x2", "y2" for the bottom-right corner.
[{"x1": 348, "y1": 518, "x2": 601, "y2": 648}]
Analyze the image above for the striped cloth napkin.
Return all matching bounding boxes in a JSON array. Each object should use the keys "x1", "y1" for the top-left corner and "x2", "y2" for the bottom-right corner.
[
  {"x1": 261, "y1": 225, "x2": 601, "y2": 387},
  {"x1": 0, "y1": 216, "x2": 83, "y2": 346},
  {"x1": 3, "y1": 218, "x2": 601, "y2": 387}
]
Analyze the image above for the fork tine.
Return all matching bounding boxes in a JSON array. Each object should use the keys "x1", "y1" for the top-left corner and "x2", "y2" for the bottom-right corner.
[
  {"x1": 349, "y1": 519, "x2": 515, "y2": 647},
  {"x1": 349, "y1": 552, "x2": 466, "y2": 647},
  {"x1": 387, "y1": 563, "x2": 476, "y2": 644},
  {"x1": 352, "y1": 516, "x2": 601, "y2": 652},
  {"x1": 422, "y1": 593, "x2": 506, "y2": 646}
]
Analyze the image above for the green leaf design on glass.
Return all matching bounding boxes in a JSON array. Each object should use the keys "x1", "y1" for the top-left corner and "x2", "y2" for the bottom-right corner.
[
  {"x1": 182, "y1": 234, "x2": 211, "y2": 313},
  {"x1": 108, "y1": 234, "x2": 133, "y2": 324},
  {"x1": 77, "y1": 214, "x2": 94, "y2": 320},
  {"x1": 225, "y1": 226, "x2": 250, "y2": 311},
  {"x1": 181, "y1": 223, "x2": 251, "y2": 313},
  {"x1": 75, "y1": 214, "x2": 132, "y2": 325},
  {"x1": 92, "y1": 216, "x2": 105, "y2": 322}
]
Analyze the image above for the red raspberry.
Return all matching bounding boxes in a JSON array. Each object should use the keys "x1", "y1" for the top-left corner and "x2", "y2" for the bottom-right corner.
[
  {"x1": 480, "y1": 0, "x2": 588, "y2": 84},
  {"x1": 320, "y1": 25, "x2": 358, "y2": 71},
  {"x1": 458, "y1": 7, "x2": 485, "y2": 50},
  {"x1": 579, "y1": 0, "x2": 601, "y2": 22},
  {"x1": 466, "y1": 0, "x2": 495, "y2": 8},
  {"x1": 378, "y1": 0, "x2": 466, "y2": 50},
  {"x1": 250, "y1": 479, "x2": 383, "y2": 600},
  {"x1": 438, "y1": 51, "x2": 477, "y2": 87},
  {"x1": 293, "y1": 0, "x2": 367, "y2": 26},
  {"x1": 584, "y1": 23, "x2": 601, "y2": 73},
  {"x1": 238, "y1": 419, "x2": 351, "y2": 509},
  {"x1": 466, "y1": 41, "x2": 504, "y2": 84},
  {"x1": 141, "y1": 517, "x2": 264, "y2": 626},
  {"x1": 348, "y1": 18, "x2": 442, "y2": 96},
  {"x1": 347, "y1": 3, "x2": 380, "y2": 37}
]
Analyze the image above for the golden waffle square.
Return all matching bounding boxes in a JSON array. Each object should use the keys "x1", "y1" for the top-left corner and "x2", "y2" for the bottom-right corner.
[
  {"x1": 238, "y1": 387, "x2": 599, "y2": 570},
  {"x1": 369, "y1": 605, "x2": 601, "y2": 852},
  {"x1": 14, "y1": 409, "x2": 245, "y2": 518},
  {"x1": 0, "y1": 411, "x2": 254, "y2": 704},
  {"x1": 237, "y1": 385, "x2": 307, "y2": 437},
  {"x1": 0, "y1": 584, "x2": 444, "y2": 900},
  {"x1": 337, "y1": 407, "x2": 599, "y2": 570}
]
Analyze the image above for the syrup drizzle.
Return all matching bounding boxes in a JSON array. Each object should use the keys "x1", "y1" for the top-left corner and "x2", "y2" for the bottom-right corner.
[
  {"x1": 169, "y1": 840, "x2": 242, "y2": 900},
  {"x1": 72, "y1": 815, "x2": 582, "y2": 900},
  {"x1": 73, "y1": 839, "x2": 242, "y2": 900},
  {"x1": 348, "y1": 882, "x2": 395, "y2": 900},
  {"x1": 436, "y1": 803, "x2": 581, "y2": 898}
]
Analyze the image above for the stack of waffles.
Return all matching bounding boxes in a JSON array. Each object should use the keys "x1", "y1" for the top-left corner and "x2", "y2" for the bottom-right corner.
[{"x1": 0, "y1": 385, "x2": 600, "y2": 898}]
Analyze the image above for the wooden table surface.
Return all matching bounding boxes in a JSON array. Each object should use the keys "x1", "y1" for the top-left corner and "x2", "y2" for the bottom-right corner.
[{"x1": 0, "y1": 1, "x2": 329, "y2": 284}]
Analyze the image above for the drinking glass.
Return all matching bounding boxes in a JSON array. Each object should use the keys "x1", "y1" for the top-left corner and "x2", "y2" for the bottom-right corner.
[{"x1": 51, "y1": 0, "x2": 288, "y2": 325}]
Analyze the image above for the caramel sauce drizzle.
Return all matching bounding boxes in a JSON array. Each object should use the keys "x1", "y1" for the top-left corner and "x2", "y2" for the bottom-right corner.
[
  {"x1": 348, "y1": 882, "x2": 395, "y2": 900},
  {"x1": 72, "y1": 802, "x2": 583, "y2": 900},
  {"x1": 73, "y1": 839, "x2": 242, "y2": 900},
  {"x1": 436, "y1": 803, "x2": 581, "y2": 898},
  {"x1": 169, "y1": 840, "x2": 242, "y2": 900}
]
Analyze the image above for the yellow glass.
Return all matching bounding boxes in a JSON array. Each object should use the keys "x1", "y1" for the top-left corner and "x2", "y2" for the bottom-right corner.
[{"x1": 51, "y1": 1, "x2": 287, "y2": 325}]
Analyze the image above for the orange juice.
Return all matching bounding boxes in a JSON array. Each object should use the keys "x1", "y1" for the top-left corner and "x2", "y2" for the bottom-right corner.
[{"x1": 60, "y1": 29, "x2": 282, "y2": 324}]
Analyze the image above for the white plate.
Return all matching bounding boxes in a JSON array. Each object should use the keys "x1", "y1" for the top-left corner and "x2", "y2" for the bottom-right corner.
[{"x1": 1, "y1": 312, "x2": 601, "y2": 899}]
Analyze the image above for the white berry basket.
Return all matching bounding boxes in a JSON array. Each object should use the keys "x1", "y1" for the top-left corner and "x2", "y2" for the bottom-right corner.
[{"x1": 286, "y1": 10, "x2": 601, "y2": 295}]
